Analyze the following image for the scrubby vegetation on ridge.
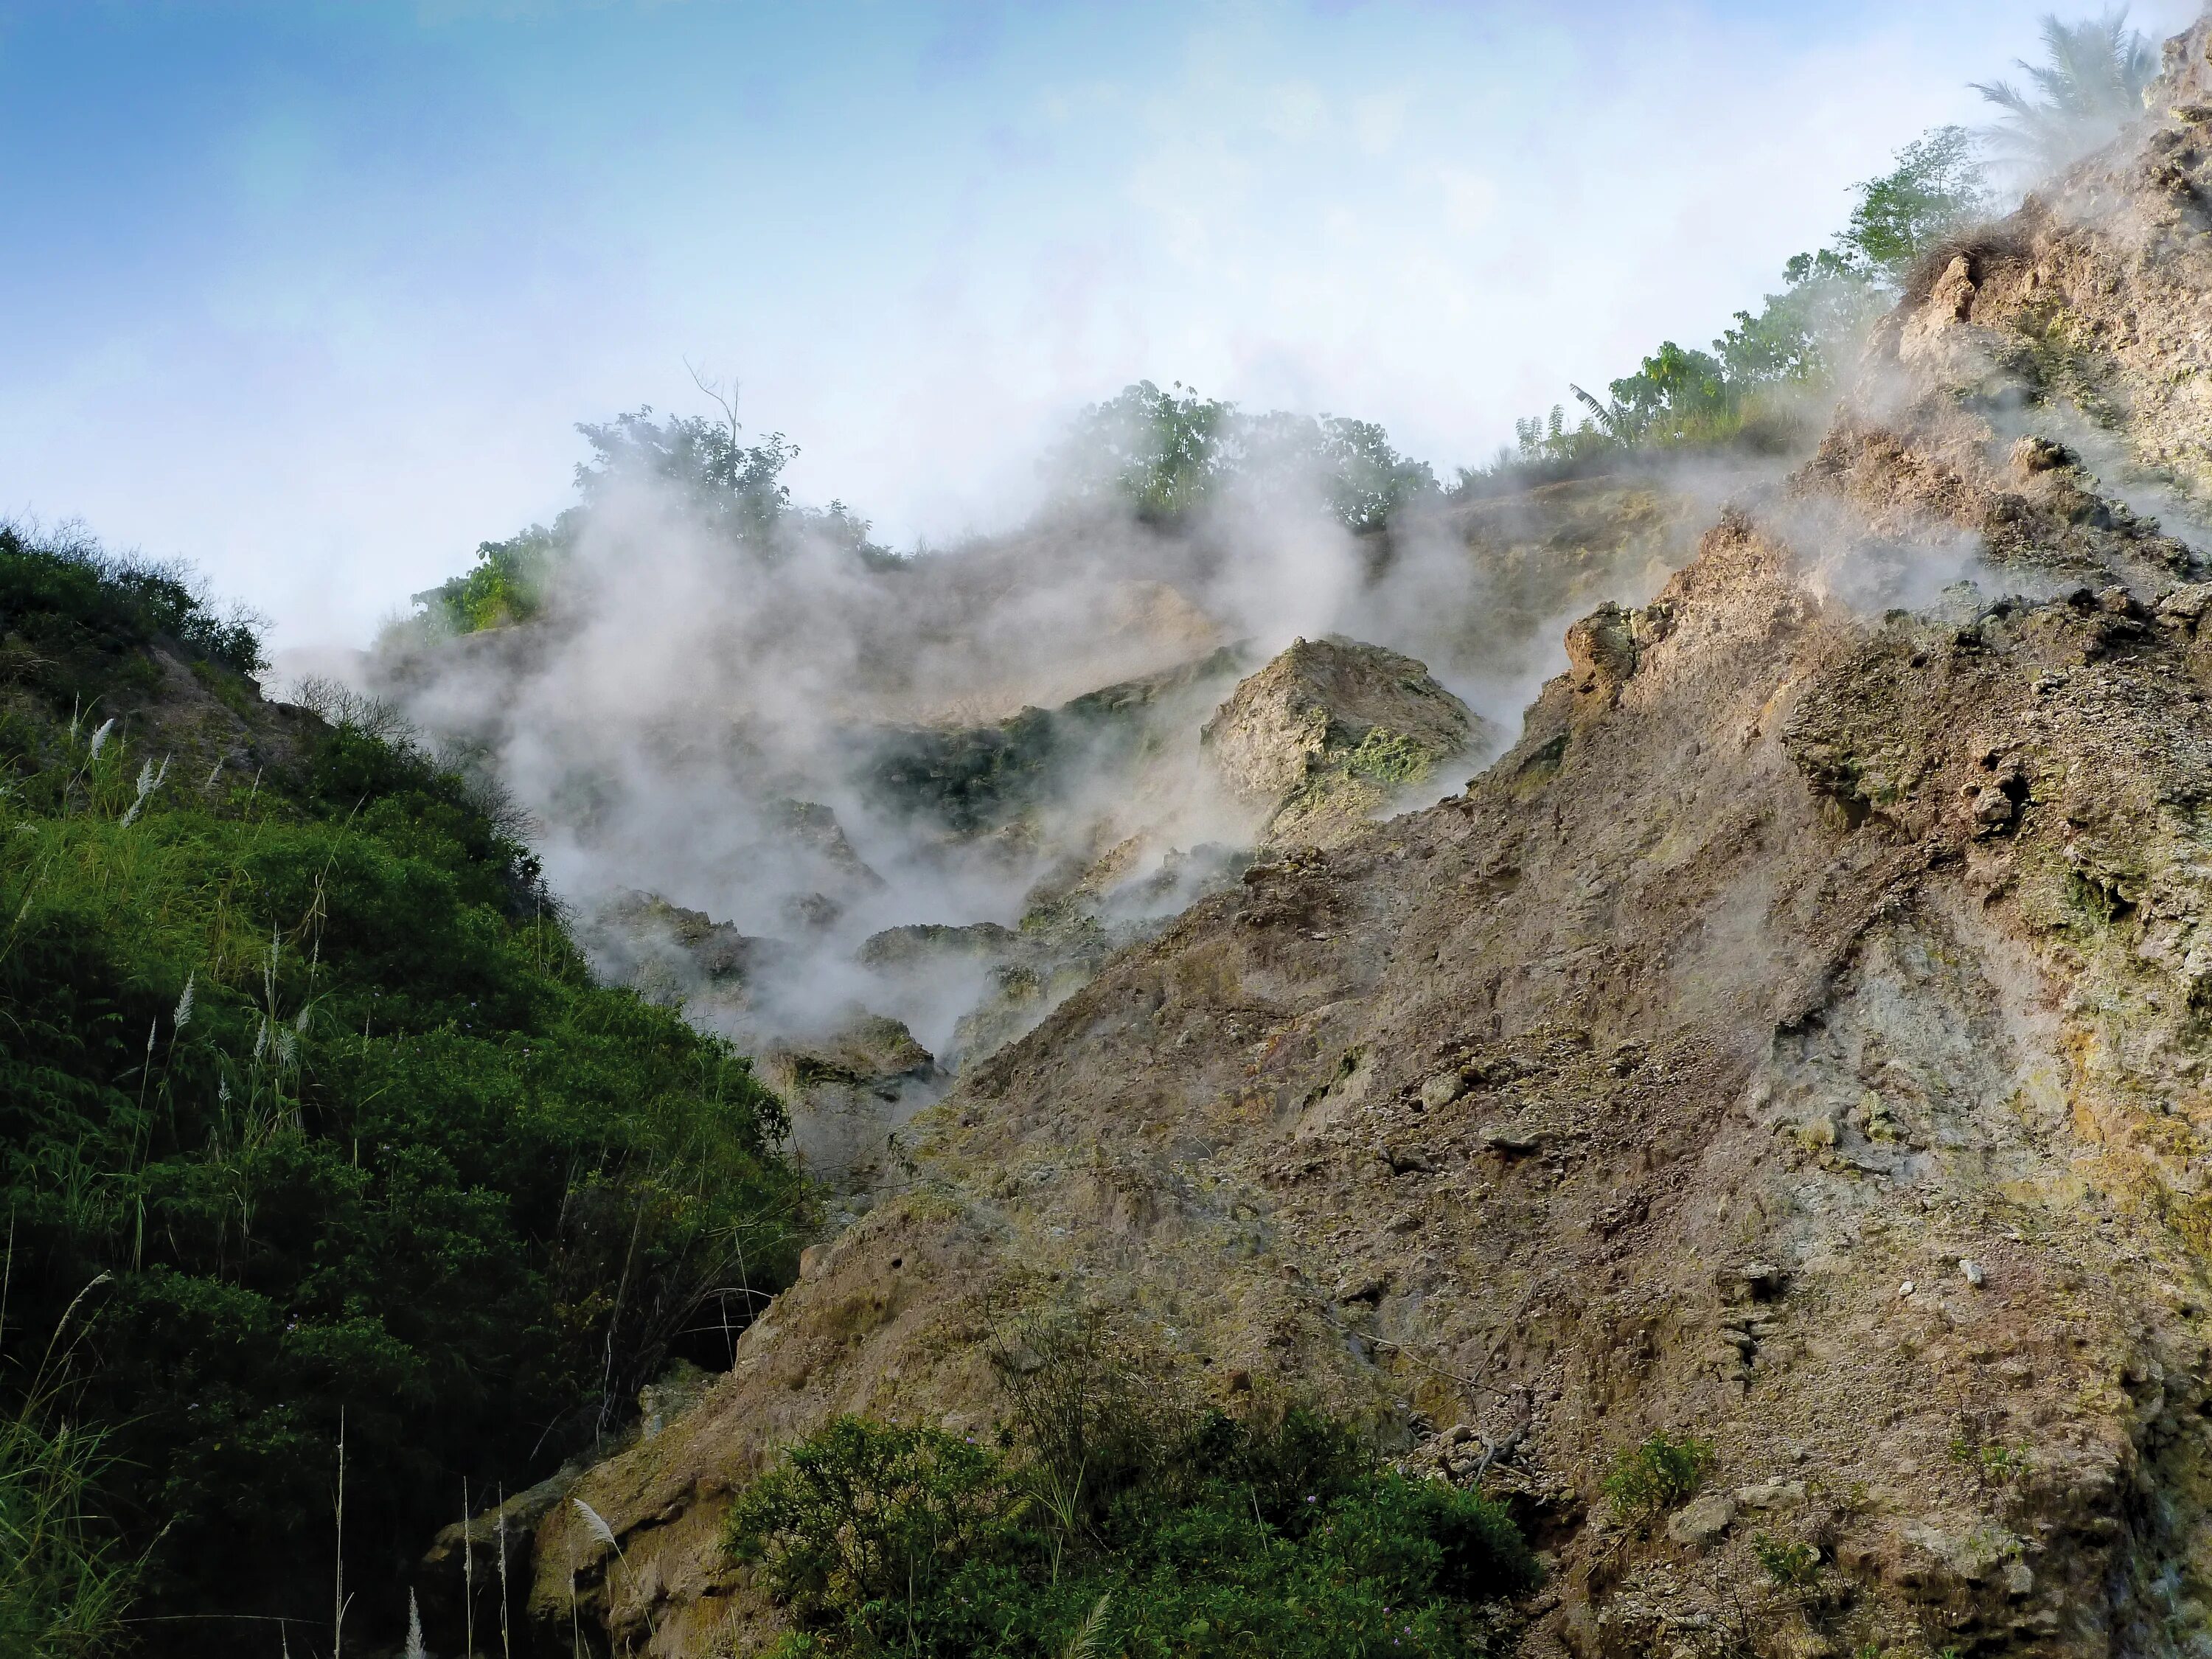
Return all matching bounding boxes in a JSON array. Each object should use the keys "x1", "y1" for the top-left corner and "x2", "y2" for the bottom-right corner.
[
  {"x1": 1479, "y1": 13, "x2": 2156, "y2": 486},
  {"x1": 1475, "y1": 127, "x2": 1992, "y2": 484},
  {"x1": 724, "y1": 1315, "x2": 1536, "y2": 1658},
  {"x1": 399, "y1": 15, "x2": 2168, "y2": 653},
  {"x1": 0, "y1": 523, "x2": 809, "y2": 1650},
  {"x1": 413, "y1": 403, "x2": 888, "y2": 636}
]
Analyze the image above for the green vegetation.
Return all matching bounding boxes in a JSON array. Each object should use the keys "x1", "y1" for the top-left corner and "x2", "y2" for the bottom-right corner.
[
  {"x1": 1492, "y1": 7, "x2": 2158, "y2": 482},
  {"x1": 0, "y1": 524, "x2": 807, "y2": 1647},
  {"x1": 1834, "y1": 126, "x2": 1991, "y2": 280},
  {"x1": 1601, "y1": 1432, "x2": 1714, "y2": 1527},
  {"x1": 413, "y1": 400, "x2": 886, "y2": 636},
  {"x1": 1049, "y1": 380, "x2": 1439, "y2": 532},
  {"x1": 0, "y1": 1291, "x2": 139, "y2": 1659},
  {"x1": 1974, "y1": 8, "x2": 2156, "y2": 177},
  {"x1": 0, "y1": 524, "x2": 265, "y2": 695},
  {"x1": 414, "y1": 524, "x2": 561, "y2": 633},
  {"x1": 726, "y1": 1317, "x2": 1534, "y2": 1657},
  {"x1": 1492, "y1": 127, "x2": 1988, "y2": 479},
  {"x1": 1949, "y1": 1436, "x2": 2033, "y2": 1485},
  {"x1": 1750, "y1": 1534, "x2": 1821, "y2": 1590},
  {"x1": 403, "y1": 12, "x2": 2160, "y2": 613}
]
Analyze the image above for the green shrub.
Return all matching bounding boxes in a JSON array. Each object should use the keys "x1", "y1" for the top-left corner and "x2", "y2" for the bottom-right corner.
[
  {"x1": 0, "y1": 522, "x2": 265, "y2": 694},
  {"x1": 1750, "y1": 1533, "x2": 1820, "y2": 1589},
  {"x1": 1601, "y1": 1432, "x2": 1715, "y2": 1526},
  {"x1": 726, "y1": 1351, "x2": 1537, "y2": 1658},
  {"x1": 728, "y1": 1418, "x2": 1037, "y2": 1632}
]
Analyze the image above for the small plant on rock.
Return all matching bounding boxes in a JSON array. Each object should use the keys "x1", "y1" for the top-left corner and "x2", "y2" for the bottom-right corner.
[
  {"x1": 1602, "y1": 1431, "x2": 1715, "y2": 1527},
  {"x1": 1750, "y1": 1533, "x2": 1821, "y2": 1589}
]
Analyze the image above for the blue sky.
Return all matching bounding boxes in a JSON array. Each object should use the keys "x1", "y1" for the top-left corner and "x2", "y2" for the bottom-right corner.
[{"x1": 3, "y1": 0, "x2": 2200, "y2": 649}]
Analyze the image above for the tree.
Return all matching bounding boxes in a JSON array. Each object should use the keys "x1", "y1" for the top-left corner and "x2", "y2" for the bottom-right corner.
[
  {"x1": 1974, "y1": 8, "x2": 2157, "y2": 177},
  {"x1": 1834, "y1": 125, "x2": 1991, "y2": 279},
  {"x1": 571, "y1": 406, "x2": 801, "y2": 547},
  {"x1": 1049, "y1": 383, "x2": 1435, "y2": 532},
  {"x1": 1052, "y1": 380, "x2": 1236, "y2": 521},
  {"x1": 1714, "y1": 253, "x2": 1882, "y2": 391}
]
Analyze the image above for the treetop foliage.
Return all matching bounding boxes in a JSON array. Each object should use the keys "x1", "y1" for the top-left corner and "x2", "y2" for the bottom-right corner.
[
  {"x1": 1049, "y1": 379, "x2": 1439, "y2": 533},
  {"x1": 1834, "y1": 125, "x2": 1992, "y2": 279},
  {"x1": 414, "y1": 402, "x2": 887, "y2": 636},
  {"x1": 1494, "y1": 118, "x2": 1992, "y2": 478},
  {"x1": 1975, "y1": 7, "x2": 2158, "y2": 176},
  {"x1": 412, "y1": 11, "x2": 2160, "y2": 602}
]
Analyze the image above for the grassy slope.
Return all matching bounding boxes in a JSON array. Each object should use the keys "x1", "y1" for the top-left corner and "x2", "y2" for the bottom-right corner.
[{"x1": 0, "y1": 526, "x2": 807, "y2": 1649}]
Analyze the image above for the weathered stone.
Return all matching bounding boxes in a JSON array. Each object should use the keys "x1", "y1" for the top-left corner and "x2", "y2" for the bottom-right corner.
[
  {"x1": 1666, "y1": 1493, "x2": 1736, "y2": 1548},
  {"x1": 1335, "y1": 1273, "x2": 1388, "y2": 1305},
  {"x1": 1479, "y1": 1124, "x2": 1545, "y2": 1155},
  {"x1": 1419, "y1": 1069, "x2": 1467, "y2": 1111},
  {"x1": 1202, "y1": 636, "x2": 1488, "y2": 850},
  {"x1": 1734, "y1": 1479, "x2": 1807, "y2": 1509},
  {"x1": 1565, "y1": 602, "x2": 1644, "y2": 704}
]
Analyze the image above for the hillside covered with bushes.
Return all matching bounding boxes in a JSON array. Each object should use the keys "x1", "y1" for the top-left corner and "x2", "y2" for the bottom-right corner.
[{"x1": 0, "y1": 524, "x2": 807, "y2": 1650}]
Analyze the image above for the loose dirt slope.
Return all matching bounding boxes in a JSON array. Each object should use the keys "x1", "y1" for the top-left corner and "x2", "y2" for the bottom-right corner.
[{"x1": 531, "y1": 19, "x2": 2212, "y2": 1655}]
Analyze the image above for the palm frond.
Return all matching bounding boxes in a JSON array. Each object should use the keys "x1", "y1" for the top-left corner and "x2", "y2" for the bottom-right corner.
[{"x1": 1975, "y1": 7, "x2": 2157, "y2": 176}]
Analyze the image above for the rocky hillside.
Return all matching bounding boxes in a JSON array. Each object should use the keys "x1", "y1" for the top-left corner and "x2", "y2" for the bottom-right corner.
[{"x1": 512, "y1": 17, "x2": 2212, "y2": 1656}]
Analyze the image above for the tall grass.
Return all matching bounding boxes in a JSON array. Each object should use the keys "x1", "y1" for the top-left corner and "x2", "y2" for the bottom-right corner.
[
  {"x1": 0, "y1": 1405, "x2": 136, "y2": 1655},
  {"x1": 0, "y1": 1274, "x2": 139, "y2": 1658}
]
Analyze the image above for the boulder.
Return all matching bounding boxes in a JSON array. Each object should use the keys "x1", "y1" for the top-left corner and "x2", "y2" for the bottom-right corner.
[
  {"x1": 1666, "y1": 1493, "x2": 1737, "y2": 1549},
  {"x1": 1202, "y1": 636, "x2": 1488, "y2": 849}
]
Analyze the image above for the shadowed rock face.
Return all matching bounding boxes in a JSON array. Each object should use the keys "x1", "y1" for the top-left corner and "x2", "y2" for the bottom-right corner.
[{"x1": 523, "y1": 24, "x2": 2212, "y2": 1656}]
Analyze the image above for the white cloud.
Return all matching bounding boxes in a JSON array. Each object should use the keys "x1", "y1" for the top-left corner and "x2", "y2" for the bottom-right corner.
[{"x1": 1435, "y1": 166, "x2": 1499, "y2": 235}]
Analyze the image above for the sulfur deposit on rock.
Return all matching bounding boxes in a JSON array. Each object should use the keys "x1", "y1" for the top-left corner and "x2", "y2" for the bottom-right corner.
[
  {"x1": 1201, "y1": 635, "x2": 1489, "y2": 849},
  {"x1": 529, "y1": 20, "x2": 2212, "y2": 1658}
]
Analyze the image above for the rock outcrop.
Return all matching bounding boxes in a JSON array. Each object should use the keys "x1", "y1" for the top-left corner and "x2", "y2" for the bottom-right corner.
[{"x1": 1202, "y1": 635, "x2": 1489, "y2": 849}]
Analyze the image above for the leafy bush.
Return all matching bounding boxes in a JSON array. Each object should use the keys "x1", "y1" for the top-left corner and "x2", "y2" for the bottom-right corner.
[
  {"x1": 1601, "y1": 1432, "x2": 1715, "y2": 1526},
  {"x1": 1050, "y1": 380, "x2": 1437, "y2": 532},
  {"x1": 1750, "y1": 1534, "x2": 1820, "y2": 1590},
  {"x1": 0, "y1": 527, "x2": 809, "y2": 1647},
  {"x1": 415, "y1": 526, "x2": 560, "y2": 633},
  {"x1": 728, "y1": 1418, "x2": 1032, "y2": 1630},
  {"x1": 0, "y1": 522, "x2": 266, "y2": 701},
  {"x1": 727, "y1": 1324, "x2": 1537, "y2": 1658},
  {"x1": 411, "y1": 403, "x2": 889, "y2": 638}
]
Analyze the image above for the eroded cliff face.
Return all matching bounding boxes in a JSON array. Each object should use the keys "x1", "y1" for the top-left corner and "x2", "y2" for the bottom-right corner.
[{"x1": 528, "y1": 21, "x2": 2212, "y2": 1657}]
